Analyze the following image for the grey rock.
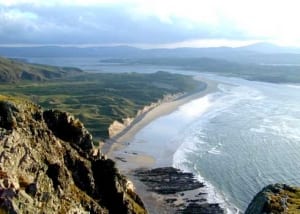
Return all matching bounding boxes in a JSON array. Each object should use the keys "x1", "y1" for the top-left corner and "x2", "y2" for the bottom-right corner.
[{"x1": 0, "y1": 96, "x2": 147, "y2": 214}]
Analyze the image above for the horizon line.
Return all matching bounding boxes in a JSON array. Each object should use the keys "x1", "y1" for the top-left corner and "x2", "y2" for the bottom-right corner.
[{"x1": 0, "y1": 39, "x2": 267, "y2": 49}]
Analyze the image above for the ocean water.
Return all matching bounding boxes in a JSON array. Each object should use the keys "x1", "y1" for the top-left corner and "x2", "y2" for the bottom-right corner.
[
  {"x1": 126, "y1": 76, "x2": 300, "y2": 212},
  {"x1": 174, "y1": 78, "x2": 300, "y2": 212},
  {"x1": 24, "y1": 57, "x2": 188, "y2": 74},
  {"x1": 24, "y1": 57, "x2": 300, "y2": 212}
]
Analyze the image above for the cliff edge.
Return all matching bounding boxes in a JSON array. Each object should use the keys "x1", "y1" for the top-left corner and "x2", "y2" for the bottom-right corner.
[
  {"x1": 245, "y1": 183, "x2": 300, "y2": 214},
  {"x1": 0, "y1": 95, "x2": 146, "y2": 214}
]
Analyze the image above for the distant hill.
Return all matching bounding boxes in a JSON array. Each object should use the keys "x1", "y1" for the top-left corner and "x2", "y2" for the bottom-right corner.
[
  {"x1": 0, "y1": 56, "x2": 83, "y2": 82},
  {"x1": 102, "y1": 57, "x2": 300, "y2": 83},
  {"x1": 0, "y1": 46, "x2": 142, "y2": 58},
  {"x1": 1, "y1": 43, "x2": 300, "y2": 64},
  {"x1": 240, "y1": 42, "x2": 300, "y2": 54}
]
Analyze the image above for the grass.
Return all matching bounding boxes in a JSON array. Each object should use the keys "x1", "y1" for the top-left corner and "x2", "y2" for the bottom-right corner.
[
  {"x1": 266, "y1": 187, "x2": 300, "y2": 213},
  {"x1": 281, "y1": 188, "x2": 300, "y2": 213},
  {"x1": 0, "y1": 71, "x2": 198, "y2": 141},
  {"x1": 0, "y1": 56, "x2": 82, "y2": 82}
]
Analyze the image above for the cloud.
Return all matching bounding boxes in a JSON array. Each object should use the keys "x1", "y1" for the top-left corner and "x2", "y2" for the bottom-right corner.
[
  {"x1": 0, "y1": 3, "x2": 233, "y2": 45},
  {"x1": 0, "y1": 0, "x2": 300, "y2": 46}
]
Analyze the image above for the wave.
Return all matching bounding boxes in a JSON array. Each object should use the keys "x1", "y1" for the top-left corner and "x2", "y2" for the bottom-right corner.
[
  {"x1": 172, "y1": 84, "x2": 249, "y2": 213},
  {"x1": 173, "y1": 140, "x2": 240, "y2": 214},
  {"x1": 177, "y1": 93, "x2": 214, "y2": 119},
  {"x1": 172, "y1": 76, "x2": 300, "y2": 212}
]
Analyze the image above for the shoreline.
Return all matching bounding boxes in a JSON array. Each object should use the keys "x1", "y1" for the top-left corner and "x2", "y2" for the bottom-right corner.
[
  {"x1": 104, "y1": 76, "x2": 218, "y2": 160},
  {"x1": 105, "y1": 75, "x2": 220, "y2": 213}
]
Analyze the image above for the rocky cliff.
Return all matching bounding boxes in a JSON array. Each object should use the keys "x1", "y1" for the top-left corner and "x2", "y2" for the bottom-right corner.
[
  {"x1": 245, "y1": 184, "x2": 300, "y2": 214},
  {"x1": 0, "y1": 95, "x2": 146, "y2": 213},
  {"x1": 107, "y1": 93, "x2": 184, "y2": 138}
]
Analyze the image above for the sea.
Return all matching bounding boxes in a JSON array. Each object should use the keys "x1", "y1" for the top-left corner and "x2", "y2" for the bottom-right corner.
[{"x1": 25, "y1": 57, "x2": 300, "y2": 213}]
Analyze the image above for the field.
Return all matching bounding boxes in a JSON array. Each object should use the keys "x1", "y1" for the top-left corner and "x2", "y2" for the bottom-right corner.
[{"x1": 1, "y1": 71, "x2": 199, "y2": 141}]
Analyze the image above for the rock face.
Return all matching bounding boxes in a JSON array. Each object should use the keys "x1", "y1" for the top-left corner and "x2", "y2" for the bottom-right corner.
[
  {"x1": 245, "y1": 183, "x2": 300, "y2": 214},
  {"x1": 0, "y1": 95, "x2": 146, "y2": 214},
  {"x1": 43, "y1": 109, "x2": 94, "y2": 153},
  {"x1": 108, "y1": 118, "x2": 134, "y2": 138}
]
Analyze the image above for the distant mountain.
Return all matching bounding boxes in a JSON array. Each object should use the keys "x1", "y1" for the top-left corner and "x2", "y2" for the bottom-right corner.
[
  {"x1": 0, "y1": 56, "x2": 83, "y2": 82},
  {"x1": 1, "y1": 43, "x2": 300, "y2": 64},
  {"x1": 239, "y1": 42, "x2": 300, "y2": 54},
  {"x1": 0, "y1": 45, "x2": 248, "y2": 59},
  {"x1": 0, "y1": 46, "x2": 142, "y2": 58}
]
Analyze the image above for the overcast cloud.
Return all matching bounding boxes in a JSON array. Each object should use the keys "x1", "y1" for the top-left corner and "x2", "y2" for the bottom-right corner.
[{"x1": 0, "y1": 0, "x2": 299, "y2": 47}]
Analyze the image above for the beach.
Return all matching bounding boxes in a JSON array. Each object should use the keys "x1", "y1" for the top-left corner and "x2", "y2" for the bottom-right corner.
[{"x1": 104, "y1": 76, "x2": 220, "y2": 213}]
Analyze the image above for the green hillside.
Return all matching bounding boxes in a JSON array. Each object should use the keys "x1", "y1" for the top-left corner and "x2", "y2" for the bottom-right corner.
[
  {"x1": 0, "y1": 56, "x2": 82, "y2": 82},
  {"x1": 0, "y1": 71, "x2": 200, "y2": 141}
]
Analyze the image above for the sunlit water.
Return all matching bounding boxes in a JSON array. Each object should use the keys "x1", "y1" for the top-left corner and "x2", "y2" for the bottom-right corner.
[
  {"x1": 125, "y1": 76, "x2": 300, "y2": 212},
  {"x1": 25, "y1": 57, "x2": 185, "y2": 74}
]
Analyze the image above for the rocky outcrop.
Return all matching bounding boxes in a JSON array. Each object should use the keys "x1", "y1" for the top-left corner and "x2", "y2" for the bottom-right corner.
[
  {"x1": 134, "y1": 167, "x2": 224, "y2": 214},
  {"x1": 135, "y1": 167, "x2": 204, "y2": 194},
  {"x1": 245, "y1": 184, "x2": 300, "y2": 214},
  {"x1": 108, "y1": 118, "x2": 134, "y2": 138},
  {"x1": 43, "y1": 109, "x2": 94, "y2": 153},
  {"x1": 0, "y1": 95, "x2": 146, "y2": 214}
]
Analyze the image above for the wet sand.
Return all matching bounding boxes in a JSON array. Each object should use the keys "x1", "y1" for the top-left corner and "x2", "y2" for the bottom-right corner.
[{"x1": 105, "y1": 76, "x2": 220, "y2": 213}]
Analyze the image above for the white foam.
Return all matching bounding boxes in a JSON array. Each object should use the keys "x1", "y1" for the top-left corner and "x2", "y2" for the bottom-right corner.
[
  {"x1": 173, "y1": 150, "x2": 240, "y2": 214},
  {"x1": 133, "y1": 75, "x2": 300, "y2": 212},
  {"x1": 170, "y1": 74, "x2": 300, "y2": 213},
  {"x1": 208, "y1": 147, "x2": 221, "y2": 155},
  {"x1": 250, "y1": 127, "x2": 266, "y2": 134},
  {"x1": 173, "y1": 125, "x2": 240, "y2": 213},
  {"x1": 257, "y1": 115, "x2": 300, "y2": 142},
  {"x1": 172, "y1": 83, "x2": 268, "y2": 213},
  {"x1": 177, "y1": 94, "x2": 214, "y2": 119}
]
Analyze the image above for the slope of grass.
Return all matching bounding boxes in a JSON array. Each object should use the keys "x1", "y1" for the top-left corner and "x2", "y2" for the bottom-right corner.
[
  {"x1": 0, "y1": 71, "x2": 199, "y2": 141},
  {"x1": 0, "y1": 56, "x2": 82, "y2": 82}
]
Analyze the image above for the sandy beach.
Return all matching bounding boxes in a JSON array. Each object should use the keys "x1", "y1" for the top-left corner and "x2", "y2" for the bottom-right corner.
[
  {"x1": 105, "y1": 76, "x2": 218, "y2": 162},
  {"x1": 104, "y1": 75, "x2": 220, "y2": 213}
]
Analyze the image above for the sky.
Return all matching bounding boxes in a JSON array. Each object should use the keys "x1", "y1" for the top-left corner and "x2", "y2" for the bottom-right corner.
[{"x1": 0, "y1": 0, "x2": 300, "y2": 48}]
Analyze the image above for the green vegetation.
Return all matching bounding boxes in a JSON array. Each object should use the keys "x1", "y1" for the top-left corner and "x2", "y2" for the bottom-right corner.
[
  {"x1": 0, "y1": 71, "x2": 198, "y2": 141},
  {"x1": 267, "y1": 187, "x2": 300, "y2": 213},
  {"x1": 0, "y1": 56, "x2": 82, "y2": 82},
  {"x1": 246, "y1": 184, "x2": 300, "y2": 214}
]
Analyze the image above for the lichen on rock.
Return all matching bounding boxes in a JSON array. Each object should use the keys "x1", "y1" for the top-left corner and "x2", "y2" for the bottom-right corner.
[
  {"x1": 246, "y1": 183, "x2": 300, "y2": 214},
  {"x1": 0, "y1": 95, "x2": 147, "y2": 214},
  {"x1": 43, "y1": 109, "x2": 94, "y2": 153}
]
